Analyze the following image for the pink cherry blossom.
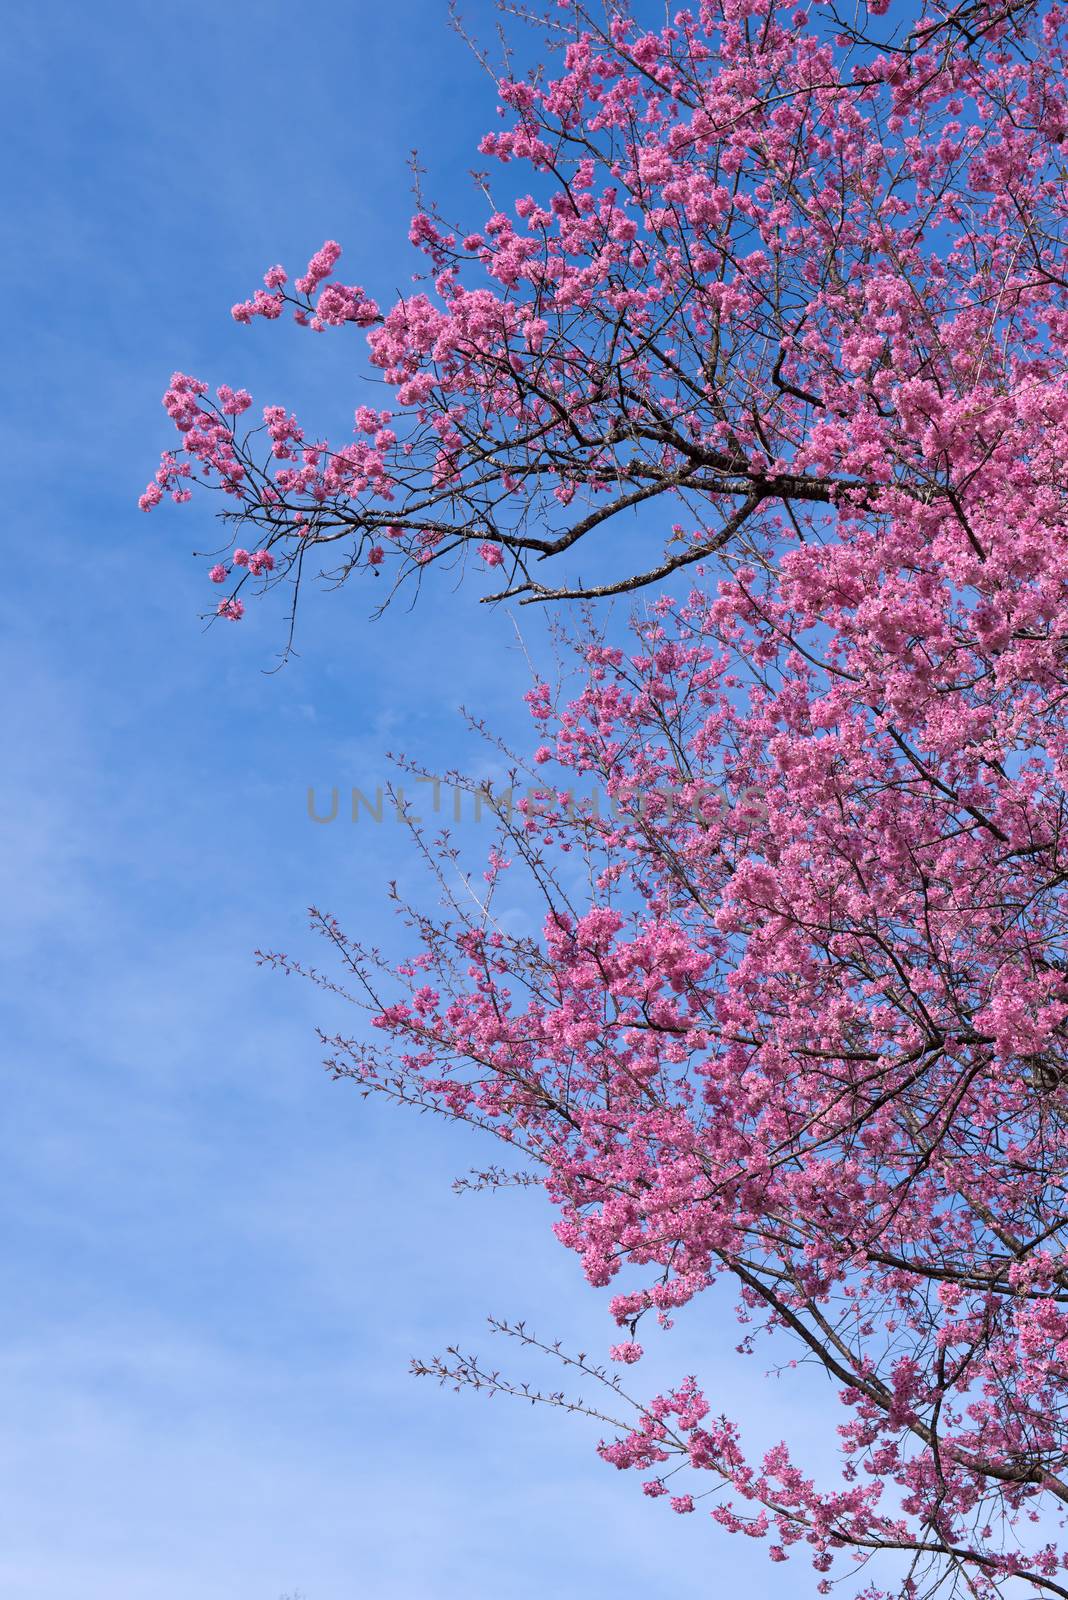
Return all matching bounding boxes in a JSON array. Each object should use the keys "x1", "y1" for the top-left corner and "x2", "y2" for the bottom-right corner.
[
  {"x1": 139, "y1": 0, "x2": 1068, "y2": 655},
  {"x1": 150, "y1": 4, "x2": 1068, "y2": 1592},
  {"x1": 262, "y1": 479, "x2": 1068, "y2": 1591},
  {"x1": 609, "y1": 1342, "x2": 643, "y2": 1364}
]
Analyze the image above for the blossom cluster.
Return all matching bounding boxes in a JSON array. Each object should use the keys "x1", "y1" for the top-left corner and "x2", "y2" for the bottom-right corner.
[
  {"x1": 148, "y1": 1, "x2": 1068, "y2": 1592},
  {"x1": 139, "y1": 0, "x2": 1068, "y2": 640},
  {"x1": 266, "y1": 376, "x2": 1068, "y2": 1590}
]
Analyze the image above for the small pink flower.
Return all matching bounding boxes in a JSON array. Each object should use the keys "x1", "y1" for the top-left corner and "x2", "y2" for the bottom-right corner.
[
  {"x1": 208, "y1": 564, "x2": 229, "y2": 584},
  {"x1": 295, "y1": 240, "x2": 342, "y2": 296},
  {"x1": 216, "y1": 385, "x2": 252, "y2": 416},
  {"x1": 247, "y1": 550, "x2": 275, "y2": 575},
  {"x1": 232, "y1": 548, "x2": 250, "y2": 567},
  {"x1": 217, "y1": 598, "x2": 245, "y2": 621},
  {"x1": 609, "y1": 1341, "x2": 644, "y2": 1364},
  {"x1": 478, "y1": 541, "x2": 504, "y2": 567},
  {"x1": 368, "y1": 546, "x2": 385, "y2": 566}
]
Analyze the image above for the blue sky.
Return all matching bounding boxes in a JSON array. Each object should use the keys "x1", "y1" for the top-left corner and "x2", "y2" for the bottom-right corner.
[{"x1": 0, "y1": 5, "x2": 831, "y2": 1596}]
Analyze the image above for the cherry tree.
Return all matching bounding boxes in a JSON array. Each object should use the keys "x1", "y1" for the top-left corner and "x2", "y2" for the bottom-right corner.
[
  {"x1": 267, "y1": 486, "x2": 1068, "y2": 1595},
  {"x1": 141, "y1": 0, "x2": 1067, "y2": 633},
  {"x1": 141, "y1": 0, "x2": 1068, "y2": 1593}
]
